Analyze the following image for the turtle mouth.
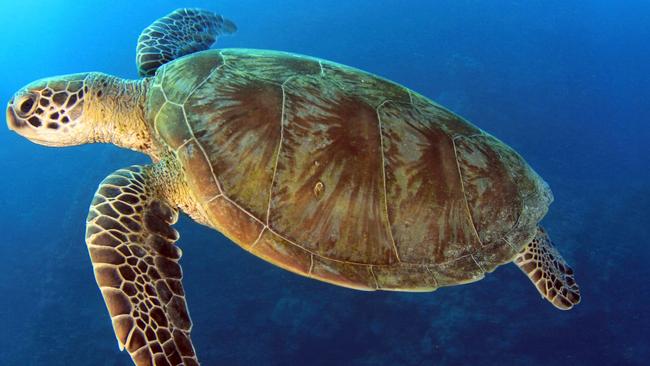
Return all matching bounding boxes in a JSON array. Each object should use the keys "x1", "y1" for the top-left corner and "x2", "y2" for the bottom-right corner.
[
  {"x1": 6, "y1": 104, "x2": 23, "y2": 131},
  {"x1": 25, "y1": 136, "x2": 65, "y2": 147}
]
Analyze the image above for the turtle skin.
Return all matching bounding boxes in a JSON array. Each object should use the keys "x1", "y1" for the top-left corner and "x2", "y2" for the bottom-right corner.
[{"x1": 147, "y1": 48, "x2": 553, "y2": 291}]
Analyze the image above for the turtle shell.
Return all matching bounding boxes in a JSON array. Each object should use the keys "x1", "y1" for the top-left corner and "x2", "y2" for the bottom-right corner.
[{"x1": 147, "y1": 49, "x2": 553, "y2": 291}]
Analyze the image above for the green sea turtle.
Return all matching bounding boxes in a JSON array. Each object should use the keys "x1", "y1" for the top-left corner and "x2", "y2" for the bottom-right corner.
[{"x1": 5, "y1": 8, "x2": 580, "y2": 366}]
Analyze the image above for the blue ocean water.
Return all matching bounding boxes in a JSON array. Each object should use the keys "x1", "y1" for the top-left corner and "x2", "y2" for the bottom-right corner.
[{"x1": 1, "y1": 0, "x2": 648, "y2": 365}]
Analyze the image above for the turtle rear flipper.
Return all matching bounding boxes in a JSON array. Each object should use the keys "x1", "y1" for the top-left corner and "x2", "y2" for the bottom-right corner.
[
  {"x1": 85, "y1": 165, "x2": 198, "y2": 366},
  {"x1": 514, "y1": 227, "x2": 581, "y2": 310},
  {"x1": 136, "y1": 8, "x2": 237, "y2": 77}
]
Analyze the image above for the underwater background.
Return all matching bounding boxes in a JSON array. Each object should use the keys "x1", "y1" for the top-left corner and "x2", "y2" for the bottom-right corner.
[{"x1": 0, "y1": 0, "x2": 648, "y2": 365}]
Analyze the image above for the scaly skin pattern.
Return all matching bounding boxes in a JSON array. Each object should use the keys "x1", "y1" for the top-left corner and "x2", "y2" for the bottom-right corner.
[
  {"x1": 85, "y1": 165, "x2": 200, "y2": 366},
  {"x1": 136, "y1": 8, "x2": 236, "y2": 77},
  {"x1": 147, "y1": 49, "x2": 553, "y2": 291},
  {"x1": 83, "y1": 74, "x2": 153, "y2": 154},
  {"x1": 513, "y1": 227, "x2": 580, "y2": 310},
  {"x1": 6, "y1": 72, "x2": 153, "y2": 153}
]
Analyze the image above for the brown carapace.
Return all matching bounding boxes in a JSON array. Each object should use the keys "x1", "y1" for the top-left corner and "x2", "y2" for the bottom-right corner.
[
  {"x1": 151, "y1": 47, "x2": 556, "y2": 291},
  {"x1": 6, "y1": 8, "x2": 579, "y2": 366}
]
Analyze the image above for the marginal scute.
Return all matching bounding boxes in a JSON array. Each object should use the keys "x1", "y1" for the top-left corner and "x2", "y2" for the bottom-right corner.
[
  {"x1": 205, "y1": 196, "x2": 265, "y2": 247},
  {"x1": 250, "y1": 230, "x2": 312, "y2": 275},
  {"x1": 473, "y1": 239, "x2": 517, "y2": 273},
  {"x1": 372, "y1": 264, "x2": 437, "y2": 291},
  {"x1": 430, "y1": 255, "x2": 484, "y2": 287},
  {"x1": 310, "y1": 256, "x2": 376, "y2": 290}
]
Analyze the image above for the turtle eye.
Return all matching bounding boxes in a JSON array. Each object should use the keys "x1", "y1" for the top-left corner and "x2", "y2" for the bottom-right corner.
[{"x1": 16, "y1": 93, "x2": 38, "y2": 117}]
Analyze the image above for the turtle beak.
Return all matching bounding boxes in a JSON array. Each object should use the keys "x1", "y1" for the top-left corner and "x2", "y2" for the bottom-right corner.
[
  {"x1": 6, "y1": 97, "x2": 25, "y2": 131},
  {"x1": 6, "y1": 99, "x2": 17, "y2": 131}
]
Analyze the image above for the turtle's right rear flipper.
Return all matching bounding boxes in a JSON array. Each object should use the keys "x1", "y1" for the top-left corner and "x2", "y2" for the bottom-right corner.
[
  {"x1": 136, "y1": 8, "x2": 237, "y2": 77},
  {"x1": 514, "y1": 226, "x2": 581, "y2": 310}
]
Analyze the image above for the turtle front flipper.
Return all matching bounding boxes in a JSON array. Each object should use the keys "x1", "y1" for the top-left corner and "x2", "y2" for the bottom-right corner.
[
  {"x1": 514, "y1": 227, "x2": 581, "y2": 310},
  {"x1": 136, "y1": 8, "x2": 237, "y2": 77},
  {"x1": 85, "y1": 166, "x2": 198, "y2": 366}
]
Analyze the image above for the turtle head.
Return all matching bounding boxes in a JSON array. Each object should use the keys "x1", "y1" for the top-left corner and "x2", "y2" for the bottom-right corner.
[
  {"x1": 7, "y1": 73, "x2": 90, "y2": 147},
  {"x1": 7, "y1": 72, "x2": 151, "y2": 153}
]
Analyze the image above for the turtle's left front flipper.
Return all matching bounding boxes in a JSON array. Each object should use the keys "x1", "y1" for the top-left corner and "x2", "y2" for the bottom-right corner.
[
  {"x1": 85, "y1": 165, "x2": 198, "y2": 366},
  {"x1": 514, "y1": 226, "x2": 581, "y2": 310}
]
